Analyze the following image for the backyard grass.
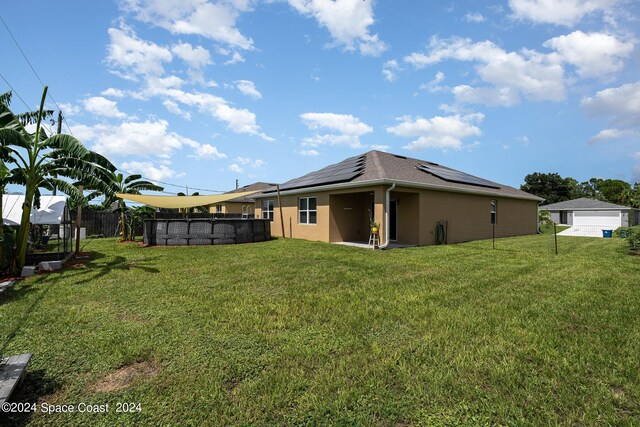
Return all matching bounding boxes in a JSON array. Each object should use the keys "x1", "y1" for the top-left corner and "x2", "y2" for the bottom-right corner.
[{"x1": 1, "y1": 232, "x2": 639, "y2": 426}]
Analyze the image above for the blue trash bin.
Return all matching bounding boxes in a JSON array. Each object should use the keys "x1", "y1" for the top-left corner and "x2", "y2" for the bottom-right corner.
[{"x1": 602, "y1": 229, "x2": 613, "y2": 238}]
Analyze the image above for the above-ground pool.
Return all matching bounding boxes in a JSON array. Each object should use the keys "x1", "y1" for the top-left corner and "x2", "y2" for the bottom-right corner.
[{"x1": 143, "y1": 219, "x2": 271, "y2": 246}]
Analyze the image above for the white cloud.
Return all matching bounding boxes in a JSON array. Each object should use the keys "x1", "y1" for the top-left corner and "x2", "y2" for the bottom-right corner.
[
  {"x1": 582, "y1": 81, "x2": 640, "y2": 126},
  {"x1": 224, "y1": 51, "x2": 245, "y2": 65},
  {"x1": 419, "y1": 71, "x2": 445, "y2": 92},
  {"x1": 544, "y1": 31, "x2": 633, "y2": 78},
  {"x1": 404, "y1": 37, "x2": 565, "y2": 106},
  {"x1": 228, "y1": 163, "x2": 243, "y2": 173},
  {"x1": 288, "y1": 0, "x2": 386, "y2": 56},
  {"x1": 171, "y1": 42, "x2": 212, "y2": 68},
  {"x1": 583, "y1": 82, "x2": 640, "y2": 145},
  {"x1": 83, "y1": 96, "x2": 127, "y2": 119},
  {"x1": 300, "y1": 112, "x2": 373, "y2": 148},
  {"x1": 74, "y1": 119, "x2": 199, "y2": 158},
  {"x1": 517, "y1": 135, "x2": 530, "y2": 145},
  {"x1": 465, "y1": 12, "x2": 485, "y2": 23},
  {"x1": 121, "y1": 160, "x2": 183, "y2": 181},
  {"x1": 235, "y1": 80, "x2": 262, "y2": 99},
  {"x1": 386, "y1": 113, "x2": 484, "y2": 151},
  {"x1": 144, "y1": 75, "x2": 186, "y2": 93},
  {"x1": 508, "y1": 0, "x2": 619, "y2": 26},
  {"x1": 234, "y1": 156, "x2": 265, "y2": 167},
  {"x1": 122, "y1": 0, "x2": 254, "y2": 50},
  {"x1": 162, "y1": 100, "x2": 192, "y2": 120},
  {"x1": 195, "y1": 144, "x2": 227, "y2": 159},
  {"x1": 59, "y1": 102, "x2": 81, "y2": 116},
  {"x1": 142, "y1": 85, "x2": 272, "y2": 140},
  {"x1": 106, "y1": 26, "x2": 173, "y2": 77},
  {"x1": 101, "y1": 88, "x2": 126, "y2": 98},
  {"x1": 370, "y1": 144, "x2": 390, "y2": 151},
  {"x1": 382, "y1": 59, "x2": 400, "y2": 82},
  {"x1": 588, "y1": 128, "x2": 637, "y2": 144},
  {"x1": 381, "y1": 69, "x2": 395, "y2": 82},
  {"x1": 452, "y1": 85, "x2": 521, "y2": 107},
  {"x1": 299, "y1": 149, "x2": 319, "y2": 156}
]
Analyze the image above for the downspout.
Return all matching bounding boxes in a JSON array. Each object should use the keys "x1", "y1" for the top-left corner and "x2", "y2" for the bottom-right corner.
[{"x1": 379, "y1": 182, "x2": 396, "y2": 249}]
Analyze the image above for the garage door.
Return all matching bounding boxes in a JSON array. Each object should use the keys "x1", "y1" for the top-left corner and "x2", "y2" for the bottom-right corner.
[{"x1": 573, "y1": 210, "x2": 621, "y2": 227}]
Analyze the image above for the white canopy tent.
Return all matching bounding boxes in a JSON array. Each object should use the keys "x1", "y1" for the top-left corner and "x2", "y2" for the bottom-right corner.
[{"x1": 2, "y1": 195, "x2": 69, "y2": 226}]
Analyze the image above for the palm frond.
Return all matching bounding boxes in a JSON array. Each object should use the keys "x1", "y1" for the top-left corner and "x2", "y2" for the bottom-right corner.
[
  {"x1": 17, "y1": 110, "x2": 54, "y2": 126},
  {"x1": 0, "y1": 128, "x2": 31, "y2": 152},
  {"x1": 44, "y1": 179, "x2": 83, "y2": 199},
  {"x1": 0, "y1": 92, "x2": 12, "y2": 107},
  {"x1": 123, "y1": 174, "x2": 143, "y2": 184}
]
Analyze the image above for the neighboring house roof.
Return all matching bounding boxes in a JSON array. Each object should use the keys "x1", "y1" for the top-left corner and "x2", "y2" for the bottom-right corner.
[
  {"x1": 258, "y1": 150, "x2": 541, "y2": 201},
  {"x1": 540, "y1": 197, "x2": 633, "y2": 211},
  {"x1": 224, "y1": 182, "x2": 277, "y2": 203}
]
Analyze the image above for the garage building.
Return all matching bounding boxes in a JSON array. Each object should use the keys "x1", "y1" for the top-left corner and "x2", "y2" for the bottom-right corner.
[{"x1": 540, "y1": 197, "x2": 639, "y2": 228}]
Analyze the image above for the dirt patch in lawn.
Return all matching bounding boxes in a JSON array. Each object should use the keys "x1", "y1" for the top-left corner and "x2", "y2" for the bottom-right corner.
[{"x1": 89, "y1": 359, "x2": 158, "y2": 393}]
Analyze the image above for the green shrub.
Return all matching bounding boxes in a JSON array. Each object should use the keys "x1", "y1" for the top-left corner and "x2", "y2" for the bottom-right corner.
[
  {"x1": 627, "y1": 227, "x2": 640, "y2": 253},
  {"x1": 538, "y1": 210, "x2": 552, "y2": 230}
]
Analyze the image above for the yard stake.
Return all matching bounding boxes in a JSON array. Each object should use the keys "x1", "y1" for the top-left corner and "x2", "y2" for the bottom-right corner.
[
  {"x1": 276, "y1": 185, "x2": 285, "y2": 238},
  {"x1": 492, "y1": 223, "x2": 495, "y2": 249},
  {"x1": 554, "y1": 222, "x2": 558, "y2": 255},
  {"x1": 75, "y1": 185, "x2": 83, "y2": 253}
]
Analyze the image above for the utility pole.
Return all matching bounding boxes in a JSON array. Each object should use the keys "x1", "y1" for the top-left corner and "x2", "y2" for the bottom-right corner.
[
  {"x1": 53, "y1": 111, "x2": 62, "y2": 196},
  {"x1": 236, "y1": 179, "x2": 239, "y2": 190}
]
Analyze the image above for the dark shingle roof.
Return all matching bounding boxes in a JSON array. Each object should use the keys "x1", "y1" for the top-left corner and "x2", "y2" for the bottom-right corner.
[
  {"x1": 269, "y1": 150, "x2": 541, "y2": 200},
  {"x1": 541, "y1": 197, "x2": 632, "y2": 210},
  {"x1": 224, "y1": 182, "x2": 277, "y2": 203}
]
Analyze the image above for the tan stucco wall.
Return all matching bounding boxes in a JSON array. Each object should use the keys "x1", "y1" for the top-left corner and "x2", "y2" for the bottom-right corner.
[
  {"x1": 390, "y1": 190, "x2": 421, "y2": 245},
  {"x1": 207, "y1": 202, "x2": 253, "y2": 215},
  {"x1": 256, "y1": 186, "x2": 386, "y2": 242},
  {"x1": 417, "y1": 190, "x2": 538, "y2": 245},
  {"x1": 256, "y1": 185, "x2": 538, "y2": 245}
]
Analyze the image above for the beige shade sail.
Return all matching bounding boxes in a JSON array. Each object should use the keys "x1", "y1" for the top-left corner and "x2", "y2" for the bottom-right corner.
[{"x1": 116, "y1": 191, "x2": 259, "y2": 209}]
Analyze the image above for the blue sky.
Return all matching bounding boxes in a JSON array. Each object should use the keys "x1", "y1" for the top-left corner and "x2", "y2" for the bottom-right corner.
[{"x1": 1, "y1": 0, "x2": 639, "y2": 196}]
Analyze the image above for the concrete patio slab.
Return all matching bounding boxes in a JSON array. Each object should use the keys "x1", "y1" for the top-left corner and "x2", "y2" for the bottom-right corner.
[{"x1": 558, "y1": 225, "x2": 614, "y2": 238}]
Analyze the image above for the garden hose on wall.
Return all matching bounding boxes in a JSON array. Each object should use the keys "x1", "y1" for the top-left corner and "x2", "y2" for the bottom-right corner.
[{"x1": 436, "y1": 221, "x2": 446, "y2": 245}]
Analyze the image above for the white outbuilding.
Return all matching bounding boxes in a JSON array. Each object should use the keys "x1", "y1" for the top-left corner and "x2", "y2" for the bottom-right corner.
[{"x1": 2, "y1": 195, "x2": 69, "y2": 226}]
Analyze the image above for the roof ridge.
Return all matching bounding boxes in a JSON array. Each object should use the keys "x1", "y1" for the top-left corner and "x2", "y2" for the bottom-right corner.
[
  {"x1": 541, "y1": 197, "x2": 632, "y2": 209},
  {"x1": 367, "y1": 150, "x2": 385, "y2": 180}
]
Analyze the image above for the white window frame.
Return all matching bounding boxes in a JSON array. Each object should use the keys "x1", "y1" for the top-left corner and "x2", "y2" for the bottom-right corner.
[
  {"x1": 215, "y1": 204, "x2": 222, "y2": 214},
  {"x1": 299, "y1": 196, "x2": 317, "y2": 225},
  {"x1": 262, "y1": 200, "x2": 274, "y2": 222}
]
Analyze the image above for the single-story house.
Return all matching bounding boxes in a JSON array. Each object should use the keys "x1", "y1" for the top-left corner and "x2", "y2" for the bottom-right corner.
[
  {"x1": 208, "y1": 182, "x2": 276, "y2": 216},
  {"x1": 540, "y1": 198, "x2": 639, "y2": 227},
  {"x1": 253, "y1": 150, "x2": 542, "y2": 247}
]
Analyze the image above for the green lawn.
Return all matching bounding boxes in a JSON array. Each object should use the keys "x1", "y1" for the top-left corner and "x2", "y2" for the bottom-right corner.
[{"x1": 1, "y1": 233, "x2": 639, "y2": 426}]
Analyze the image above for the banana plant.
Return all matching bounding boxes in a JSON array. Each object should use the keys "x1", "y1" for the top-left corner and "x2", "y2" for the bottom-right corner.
[
  {"x1": 0, "y1": 86, "x2": 116, "y2": 271},
  {"x1": 103, "y1": 172, "x2": 163, "y2": 241}
]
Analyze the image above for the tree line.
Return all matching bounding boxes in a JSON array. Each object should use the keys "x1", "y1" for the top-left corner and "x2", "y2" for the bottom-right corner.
[{"x1": 520, "y1": 172, "x2": 640, "y2": 208}]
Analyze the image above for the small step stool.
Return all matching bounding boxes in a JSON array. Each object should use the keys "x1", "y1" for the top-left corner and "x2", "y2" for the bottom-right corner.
[{"x1": 368, "y1": 231, "x2": 380, "y2": 249}]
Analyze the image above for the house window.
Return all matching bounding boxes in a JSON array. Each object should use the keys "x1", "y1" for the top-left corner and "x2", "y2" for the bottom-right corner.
[
  {"x1": 490, "y1": 200, "x2": 497, "y2": 224},
  {"x1": 299, "y1": 197, "x2": 317, "y2": 224},
  {"x1": 262, "y1": 200, "x2": 274, "y2": 221},
  {"x1": 215, "y1": 204, "x2": 222, "y2": 214}
]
